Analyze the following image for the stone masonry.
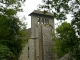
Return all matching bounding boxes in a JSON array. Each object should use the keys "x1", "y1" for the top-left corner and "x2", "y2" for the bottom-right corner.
[
  {"x1": 42, "y1": 25, "x2": 53, "y2": 60},
  {"x1": 28, "y1": 10, "x2": 54, "y2": 60},
  {"x1": 20, "y1": 10, "x2": 55, "y2": 60}
]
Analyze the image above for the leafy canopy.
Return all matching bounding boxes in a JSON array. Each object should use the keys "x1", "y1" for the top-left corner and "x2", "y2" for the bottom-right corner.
[
  {"x1": 40, "y1": 0, "x2": 80, "y2": 59},
  {"x1": 54, "y1": 22, "x2": 80, "y2": 59},
  {"x1": 0, "y1": 0, "x2": 27, "y2": 60}
]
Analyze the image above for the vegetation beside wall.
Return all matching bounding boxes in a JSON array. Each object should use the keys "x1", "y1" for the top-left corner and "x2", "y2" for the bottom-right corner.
[
  {"x1": 0, "y1": 0, "x2": 29, "y2": 60},
  {"x1": 40, "y1": 0, "x2": 80, "y2": 60},
  {"x1": 53, "y1": 22, "x2": 80, "y2": 60}
]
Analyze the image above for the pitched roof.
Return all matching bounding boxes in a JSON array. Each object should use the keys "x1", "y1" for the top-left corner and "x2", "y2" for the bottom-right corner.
[{"x1": 29, "y1": 10, "x2": 54, "y2": 18}]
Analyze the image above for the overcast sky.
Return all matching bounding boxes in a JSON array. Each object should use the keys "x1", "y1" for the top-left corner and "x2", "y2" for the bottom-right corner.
[
  {"x1": 20, "y1": 0, "x2": 42, "y2": 28},
  {"x1": 19, "y1": 0, "x2": 72, "y2": 28}
]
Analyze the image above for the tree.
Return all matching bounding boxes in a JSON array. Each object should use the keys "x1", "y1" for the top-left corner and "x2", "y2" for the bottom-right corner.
[
  {"x1": 40, "y1": 0, "x2": 80, "y2": 20},
  {"x1": 39, "y1": 0, "x2": 80, "y2": 59},
  {"x1": 0, "y1": 0, "x2": 26, "y2": 60},
  {"x1": 40, "y1": 0, "x2": 80, "y2": 35},
  {"x1": 71, "y1": 11, "x2": 80, "y2": 37},
  {"x1": 54, "y1": 22, "x2": 80, "y2": 59},
  {"x1": 0, "y1": 44, "x2": 13, "y2": 60}
]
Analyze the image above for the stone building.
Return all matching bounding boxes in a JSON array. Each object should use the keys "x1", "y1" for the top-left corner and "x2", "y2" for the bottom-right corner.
[
  {"x1": 19, "y1": 10, "x2": 76, "y2": 60},
  {"x1": 28, "y1": 10, "x2": 55, "y2": 60},
  {"x1": 19, "y1": 10, "x2": 77, "y2": 60}
]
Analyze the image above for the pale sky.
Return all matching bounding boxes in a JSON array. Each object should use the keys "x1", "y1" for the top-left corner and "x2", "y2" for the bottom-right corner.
[
  {"x1": 19, "y1": 0, "x2": 72, "y2": 28},
  {"x1": 20, "y1": 0, "x2": 42, "y2": 28}
]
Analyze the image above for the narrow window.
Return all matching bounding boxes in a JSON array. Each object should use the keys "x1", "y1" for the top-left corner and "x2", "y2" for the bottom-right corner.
[
  {"x1": 38, "y1": 17, "x2": 41, "y2": 24},
  {"x1": 42, "y1": 18, "x2": 44, "y2": 24},
  {"x1": 28, "y1": 47, "x2": 29, "y2": 58},
  {"x1": 47, "y1": 19, "x2": 49, "y2": 24},
  {"x1": 45, "y1": 18, "x2": 47, "y2": 24}
]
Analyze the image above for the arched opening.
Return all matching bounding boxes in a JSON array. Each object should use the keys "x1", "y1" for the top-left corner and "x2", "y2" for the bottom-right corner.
[
  {"x1": 46, "y1": 19, "x2": 49, "y2": 24},
  {"x1": 38, "y1": 17, "x2": 41, "y2": 24},
  {"x1": 45, "y1": 18, "x2": 49, "y2": 24},
  {"x1": 42, "y1": 18, "x2": 44, "y2": 24}
]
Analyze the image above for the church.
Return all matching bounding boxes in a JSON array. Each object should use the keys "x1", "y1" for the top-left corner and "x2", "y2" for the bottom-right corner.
[{"x1": 19, "y1": 10, "x2": 56, "y2": 60}]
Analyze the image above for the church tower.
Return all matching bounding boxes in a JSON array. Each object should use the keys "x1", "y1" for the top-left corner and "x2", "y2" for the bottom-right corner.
[{"x1": 28, "y1": 10, "x2": 54, "y2": 60}]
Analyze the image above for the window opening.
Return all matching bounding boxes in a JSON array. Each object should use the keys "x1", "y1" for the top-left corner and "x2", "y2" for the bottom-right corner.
[
  {"x1": 45, "y1": 18, "x2": 47, "y2": 24},
  {"x1": 46, "y1": 19, "x2": 49, "y2": 24},
  {"x1": 28, "y1": 47, "x2": 29, "y2": 58},
  {"x1": 42, "y1": 18, "x2": 44, "y2": 24},
  {"x1": 38, "y1": 17, "x2": 41, "y2": 24}
]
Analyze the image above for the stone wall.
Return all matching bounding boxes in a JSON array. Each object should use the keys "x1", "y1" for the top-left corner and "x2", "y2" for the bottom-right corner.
[
  {"x1": 19, "y1": 25, "x2": 54, "y2": 60},
  {"x1": 42, "y1": 25, "x2": 53, "y2": 60},
  {"x1": 19, "y1": 44, "x2": 28, "y2": 60}
]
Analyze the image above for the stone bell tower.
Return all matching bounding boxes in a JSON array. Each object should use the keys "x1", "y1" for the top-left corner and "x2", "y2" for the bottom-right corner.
[{"x1": 28, "y1": 10, "x2": 54, "y2": 60}]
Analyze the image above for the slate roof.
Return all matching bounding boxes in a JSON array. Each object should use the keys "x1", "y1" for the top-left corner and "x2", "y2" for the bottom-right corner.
[{"x1": 29, "y1": 10, "x2": 54, "y2": 18}]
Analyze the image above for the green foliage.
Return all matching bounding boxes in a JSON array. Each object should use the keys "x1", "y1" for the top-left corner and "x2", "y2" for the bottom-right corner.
[
  {"x1": 71, "y1": 11, "x2": 80, "y2": 36},
  {"x1": 4, "y1": 9, "x2": 17, "y2": 16},
  {"x1": 41, "y1": 0, "x2": 80, "y2": 59},
  {"x1": 53, "y1": 22, "x2": 80, "y2": 59},
  {"x1": 40, "y1": 0, "x2": 80, "y2": 20},
  {"x1": 0, "y1": 0, "x2": 27, "y2": 60},
  {"x1": 0, "y1": 44, "x2": 13, "y2": 60}
]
